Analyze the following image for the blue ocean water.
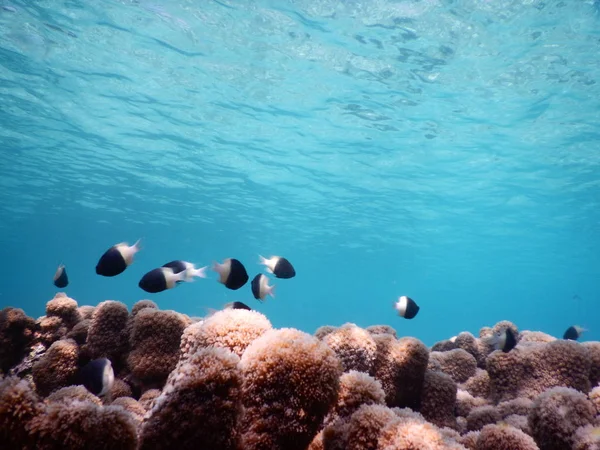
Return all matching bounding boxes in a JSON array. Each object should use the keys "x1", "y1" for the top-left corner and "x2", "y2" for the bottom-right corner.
[{"x1": 0, "y1": 0, "x2": 598, "y2": 346}]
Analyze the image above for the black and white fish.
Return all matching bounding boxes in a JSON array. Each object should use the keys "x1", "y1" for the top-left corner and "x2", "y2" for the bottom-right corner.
[
  {"x1": 393, "y1": 295, "x2": 420, "y2": 319},
  {"x1": 95, "y1": 240, "x2": 142, "y2": 277},
  {"x1": 224, "y1": 301, "x2": 252, "y2": 311},
  {"x1": 259, "y1": 255, "x2": 296, "y2": 279},
  {"x1": 162, "y1": 260, "x2": 207, "y2": 281},
  {"x1": 251, "y1": 274, "x2": 276, "y2": 301},
  {"x1": 485, "y1": 328, "x2": 518, "y2": 353},
  {"x1": 79, "y1": 357, "x2": 114, "y2": 396},
  {"x1": 53, "y1": 264, "x2": 68, "y2": 288},
  {"x1": 138, "y1": 267, "x2": 190, "y2": 293},
  {"x1": 563, "y1": 325, "x2": 586, "y2": 341},
  {"x1": 212, "y1": 258, "x2": 249, "y2": 290}
]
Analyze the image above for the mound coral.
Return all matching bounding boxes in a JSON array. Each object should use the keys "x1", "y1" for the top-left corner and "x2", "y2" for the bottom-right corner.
[
  {"x1": 454, "y1": 332, "x2": 487, "y2": 368},
  {"x1": 344, "y1": 404, "x2": 401, "y2": 450},
  {"x1": 466, "y1": 405, "x2": 501, "y2": 432},
  {"x1": 458, "y1": 431, "x2": 479, "y2": 449},
  {"x1": 462, "y1": 368, "x2": 491, "y2": 399},
  {"x1": 65, "y1": 319, "x2": 90, "y2": 345},
  {"x1": 138, "y1": 346, "x2": 242, "y2": 450},
  {"x1": 45, "y1": 293, "x2": 81, "y2": 329},
  {"x1": 111, "y1": 397, "x2": 145, "y2": 425},
  {"x1": 131, "y1": 300, "x2": 157, "y2": 317},
  {"x1": 77, "y1": 305, "x2": 95, "y2": 319},
  {"x1": 487, "y1": 340, "x2": 591, "y2": 402},
  {"x1": 572, "y1": 424, "x2": 600, "y2": 450},
  {"x1": 30, "y1": 400, "x2": 138, "y2": 450},
  {"x1": 127, "y1": 308, "x2": 187, "y2": 390},
  {"x1": 477, "y1": 423, "x2": 539, "y2": 450},
  {"x1": 314, "y1": 325, "x2": 336, "y2": 340},
  {"x1": 0, "y1": 307, "x2": 36, "y2": 374},
  {"x1": 455, "y1": 389, "x2": 488, "y2": 417},
  {"x1": 32, "y1": 339, "x2": 79, "y2": 397},
  {"x1": 35, "y1": 316, "x2": 67, "y2": 346},
  {"x1": 180, "y1": 309, "x2": 272, "y2": 360},
  {"x1": 138, "y1": 388, "x2": 160, "y2": 411},
  {"x1": 370, "y1": 334, "x2": 429, "y2": 409},
  {"x1": 326, "y1": 370, "x2": 385, "y2": 424},
  {"x1": 110, "y1": 378, "x2": 132, "y2": 401},
  {"x1": 497, "y1": 397, "x2": 533, "y2": 418},
  {"x1": 0, "y1": 376, "x2": 44, "y2": 449},
  {"x1": 240, "y1": 328, "x2": 342, "y2": 450},
  {"x1": 84, "y1": 301, "x2": 129, "y2": 365},
  {"x1": 583, "y1": 342, "x2": 600, "y2": 387},
  {"x1": 503, "y1": 414, "x2": 531, "y2": 435},
  {"x1": 519, "y1": 330, "x2": 556, "y2": 344},
  {"x1": 528, "y1": 386, "x2": 596, "y2": 450},
  {"x1": 365, "y1": 325, "x2": 397, "y2": 337},
  {"x1": 429, "y1": 349, "x2": 477, "y2": 383},
  {"x1": 323, "y1": 323, "x2": 378, "y2": 373},
  {"x1": 377, "y1": 409, "x2": 466, "y2": 449},
  {"x1": 420, "y1": 370, "x2": 458, "y2": 429},
  {"x1": 588, "y1": 385, "x2": 600, "y2": 414},
  {"x1": 45, "y1": 385, "x2": 102, "y2": 406}
]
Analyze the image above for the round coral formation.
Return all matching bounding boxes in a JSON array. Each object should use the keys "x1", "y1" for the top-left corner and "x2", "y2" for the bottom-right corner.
[
  {"x1": 429, "y1": 349, "x2": 477, "y2": 383},
  {"x1": 365, "y1": 325, "x2": 397, "y2": 337},
  {"x1": 326, "y1": 370, "x2": 385, "y2": 424},
  {"x1": 323, "y1": 323, "x2": 378, "y2": 373},
  {"x1": 65, "y1": 319, "x2": 90, "y2": 345},
  {"x1": 84, "y1": 301, "x2": 129, "y2": 365},
  {"x1": 370, "y1": 334, "x2": 429, "y2": 409},
  {"x1": 588, "y1": 385, "x2": 600, "y2": 414},
  {"x1": 139, "y1": 346, "x2": 242, "y2": 450},
  {"x1": 344, "y1": 404, "x2": 400, "y2": 450},
  {"x1": 583, "y1": 342, "x2": 600, "y2": 388},
  {"x1": 477, "y1": 423, "x2": 539, "y2": 450},
  {"x1": 420, "y1": 370, "x2": 458, "y2": 430},
  {"x1": 35, "y1": 316, "x2": 67, "y2": 347},
  {"x1": 32, "y1": 339, "x2": 79, "y2": 397},
  {"x1": 45, "y1": 293, "x2": 81, "y2": 329},
  {"x1": 45, "y1": 385, "x2": 102, "y2": 406},
  {"x1": 0, "y1": 376, "x2": 44, "y2": 449},
  {"x1": 240, "y1": 328, "x2": 342, "y2": 450},
  {"x1": 131, "y1": 300, "x2": 158, "y2": 317},
  {"x1": 466, "y1": 405, "x2": 501, "y2": 432},
  {"x1": 138, "y1": 388, "x2": 161, "y2": 411},
  {"x1": 314, "y1": 325, "x2": 337, "y2": 340},
  {"x1": 463, "y1": 368, "x2": 491, "y2": 399},
  {"x1": 180, "y1": 309, "x2": 272, "y2": 360},
  {"x1": 0, "y1": 307, "x2": 36, "y2": 374},
  {"x1": 127, "y1": 308, "x2": 187, "y2": 390},
  {"x1": 528, "y1": 386, "x2": 596, "y2": 450}
]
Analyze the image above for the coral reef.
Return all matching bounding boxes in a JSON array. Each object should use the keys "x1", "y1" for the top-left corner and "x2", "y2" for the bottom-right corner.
[{"x1": 2, "y1": 296, "x2": 600, "y2": 450}]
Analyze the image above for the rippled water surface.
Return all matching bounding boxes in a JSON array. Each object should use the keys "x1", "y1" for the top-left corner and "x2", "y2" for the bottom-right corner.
[{"x1": 1, "y1": 0, "x2": 599, "y2": 344}]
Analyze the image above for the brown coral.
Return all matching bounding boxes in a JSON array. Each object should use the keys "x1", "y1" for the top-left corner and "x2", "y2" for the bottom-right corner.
[
  {"x1": 370, "y1": 334, "x2": 429, "y2": 409},
  {"x1": 466, "y1": 405, "x2": 501, "y2": 432},
  {"x1": 127, "y1": 308, "x2": 187, "y2": 390},
  {"x1": 131, "y1": 300, "x2": 157, "y2": 316},
  {"x1": 365, "y1": 325, "x2": 397, "y2": 337},
  {"x1": 497, "y1": 397, "x2": 533, "y2": 418},
  {"x1": 84, "y1": 301, "x2": 129, "y2": 366},
  {"x1": 180, "y1": 309, "x2": 272, "y2": 360},
  {"x1": 32, "y1": 339, "x2": 79, "y2": 397},
  {"x1": 138, "y1": 346, "x2": 242, "y2": 450},
  {"x1": 519, "y1": 330, "x2": 556, "y2": 344},
  {"x1": 572, "y1": 424, "x2": 600, "y2": 450},
  {"x1": 326, "y1": 370, "x2": 385, "y2": 424},
  {"x1": 0, "y1": 307, "x2": 36, "y2": 374},
  {"x1": 456, "y1": 389, "x2": 488, "y2": 417},
  {"x1": 588, "y1": 385, "x2": 600, "y2": 414},
  {"x1": 240, "y1": 328, "x2": 342, "y2": 450},
  {"x1": 30, "y1": 400, "x2": 138, "y2": 450},
  {"x1": 420, "y1": 370, "x2": 458, "y2": 430},
  {"x1": 138, "y1": 388, "x2": 161, "y2": 411},
  {"x1": 45, "y1": 385, "x2": 102, "y2": 406},
  {"x1": 314, "y1": 325, "x2": 337, "y2": 340},
  {"x1": 477, "y1": 423, "x2": 539, "y2": 450},
  {"x1": 463, "y1": 368, "x2": 491, "y2": 399},
  {"x1": 77, "y1": 306, "x2": 95, "y2": 320},
  {"x1": 35, "y1": 316, "x2": 67, "y2": 346},
  {"x1": 345, "y1": 404, "x2": 400, "y2": 450},
  {"x1": 528, "y1": 386, "x2": 596, "y2": 450},
  {"x1": 323, "y1": 323, "x2": 377, "y2": 373},
  {"x1": 430, "y1": 349, "x2": 477, "y2": 383},
  {"x1": 110, "y1": 378, "x2": 132, "y2": 401},
  {"x1": 0, "y1": 376, "x2": 44, "y2": 449},
  {"x1": 65, "y1": 319, "x2": 90, "y2": 345},
  {"x1": 111, "y1": 397, "x2": 145, "y2": 425},
  {"x1": 45, "y1": 293, "x2": 81, "y2": 329},
  {"x1": 583, "y1": 342, "x2": 600, "y2": 388}
]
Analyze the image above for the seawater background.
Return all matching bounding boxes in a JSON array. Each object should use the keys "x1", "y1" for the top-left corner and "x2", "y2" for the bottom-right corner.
[{"x1": 1, "y1": 0, "x2": 599, "y2": 346}]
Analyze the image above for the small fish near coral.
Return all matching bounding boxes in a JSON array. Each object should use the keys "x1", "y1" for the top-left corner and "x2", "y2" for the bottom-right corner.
[
  {"x1": 394, "y1": 295, "x2": 420, "y2": 319},
  {"x1": 138, "y1": 267, "x2": 191, "y2": 293},
  {"x1": 52, "y1": 264, "x2": 68, "y2": 288},
  {"x1": 250, "y1": 273, "x2": 276, "y2": 301},
  {"x1": 563, "y1": 325, "x2": 586, "y2": 341},
  {"x1": 162, "y1": 260, "x2": 207, "y2": 282},
  {"x1": 212, "y1": 257, "x2": 249, "y2": 290},
  {"x1": 95, "y1": 239, "x2": 142, "y2": 277},
  {"x1": 259, "y1": 255, "x2": 296, "y2": 279}
]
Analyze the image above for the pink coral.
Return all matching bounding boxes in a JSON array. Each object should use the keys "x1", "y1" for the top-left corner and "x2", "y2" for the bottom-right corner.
[
  {"x1": 323, "y1": 323, "x2": 378, "y2": 373},
  {"x1": 528, "y1": 386, "x2": 596, "y2": 450},
  {"x1": 0, "y1": 376, "x2": 44, "y2": 449},
  {"x1": 420, "y1": 370, "x2": 458, "y2": 429},
  {"x1": 377, "y1": 410, "x2": 466, "y2": 449},
  {"x1": 30, "y1": 399, "x2": 138, "y2": 450},
  {"x1": 84, "y1": 301, "x2": 129, "y2": 365},
  {"x1": 502, "y1": 414, "x2": 531, "y2": 435},
  {"x1": 455, "y1": 332, "x2": 488, "y2": 368},
  {"x1": 32, "y1": 339, "x2": 79, "y2": 397},
  {"x1": 458, "y1": 431, "x2": 479, "y2": 449},
  {"x1": 572, "y1": 424, "x2": 600, "y2": 450},
  {"x1": 497, "y1": 397, "x2": 533, "y2": 418},
  {"x1": 45, "y1": 385, "x2": 102, "y2": 406},
  {"x1": 370, "y1": 334, "x2": 429, "y2": 409},
  {"x1": 476, "y1": 423, "x2": 539, "y2": 450},
  {"x1": 366, "y1": 325, "x2": 397, "y2": 337},
  {"x1": 345, "y1": 404, "x2": 401, "y2": 450},
  {"x1": 326, "y1": 370, "x2": 385, "y2": 424},
  {"x1": 430, "y1": 349, "x2": 477, "y2": 383},
  {"x1": 45, "y1": 293, "x2": 81, "y2": 329},
  {"x1": 456, "y1": 389, "x2": 488, "y2": 417},
  {"x1": 0, "y1": 307, "x2": 36, "y2": 374},
  {"x1": 35, "y1": 316, "x2": 67, "y2": 346},
  {"x1": 180, "y1": 309, "x2": 272, "y2": 360},
  {"x1": 240, "y1": 328, "x2": 342, "y2": 450},
  {"x1": 466, "y1": 405, "x2": 501, "y2": 432},
  {"x1": 138, "y1": 346, "x2": 242, "y2": 450},
  {"x1": 487, "y1": 340, "x2": 591, "y2": 402},
  {"x1": 463, "y1": 368, "x2": 491, "y2": 399},
  {"x1": 588, "y1": 385, "x2": 600, "y2": 414},
  {"x1": 314, "y1": 325, "x2": 337, "y2": 340},
  {"x1": 127, "y1": 308, "x2": 187, "y2": 390}
]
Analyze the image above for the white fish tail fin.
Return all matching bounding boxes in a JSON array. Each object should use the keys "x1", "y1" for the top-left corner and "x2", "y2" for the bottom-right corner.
[
  {"x1": 191, "y1": 266, "x2": 208, "y2": 279},
  {"x1": 132, "y1": 238, "x2": 142, "y2": 252},
  {"x1": 269, "y1": 283, "x2": 276, "y2": 298},
  {"x1": 258, "y1": 255, "x2": 267, "y2": 266},
  {"x1": 211, "y1": 261, "x2": 222, "y2": 273}
]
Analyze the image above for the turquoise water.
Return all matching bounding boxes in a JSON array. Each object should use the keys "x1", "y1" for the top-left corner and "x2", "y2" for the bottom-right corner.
[{"x1": 1, "y1": 0, "x2": 598, "y2": 346}]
